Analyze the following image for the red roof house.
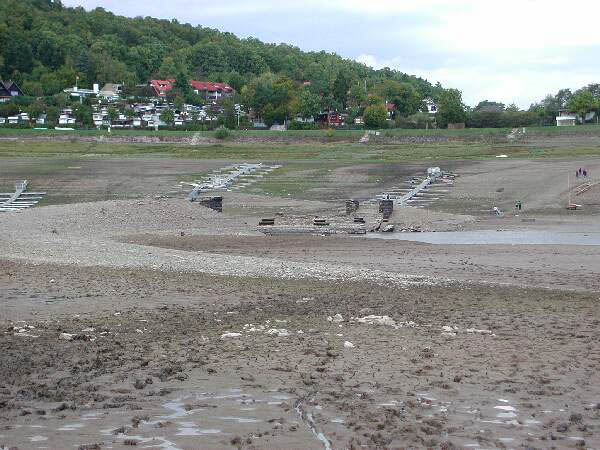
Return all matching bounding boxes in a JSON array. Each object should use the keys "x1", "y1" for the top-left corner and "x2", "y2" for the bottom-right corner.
[
  {"x1": 150, "y1": 79, "x2": 176, "y2": 97},
  {"x1": 149, "y1": 79, "x2": 233, "y2": 99}
]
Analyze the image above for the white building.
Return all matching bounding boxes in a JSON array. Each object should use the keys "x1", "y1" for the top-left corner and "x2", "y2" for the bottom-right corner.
[
  {"x1": 59, "y1": 109, "x2": 76, "y2": 125},
  {"x1": 98, "y1": 84, "x2": 123, "y2": 100},
  {"x1": 424, "y1": 98, "x2": 437, "y2": 115},
  {"x1": 64, "y1": 84, "x2": 99, "y2": 98},
  {"x1": 556, "y1": 110, "x2": 577, "y2": 126}
]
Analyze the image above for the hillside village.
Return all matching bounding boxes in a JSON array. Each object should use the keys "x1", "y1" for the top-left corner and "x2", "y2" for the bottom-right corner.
[
  {"x1": 0, "y1": 76, "x2": 439, "y2": 130},
  {"x1": 1, "y1": 79, "x2": 250, "y2": 129},
  {"x1": 1, "y1": 76, "x2": 598, "y2": 131}
]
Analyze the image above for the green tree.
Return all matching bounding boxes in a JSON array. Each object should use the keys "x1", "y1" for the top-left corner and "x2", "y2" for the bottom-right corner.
[
  {"x1": 2, "y1": 34, "x2": 34, "y2": 75},
  {"x1": 160, "y1": 108, "x2": 175, "y2": 126},
  {"x1": 221, "y1": 98, "x2": 238, "y2": 129},
  {"x1": 0, "y1": 102, "x2": 20, "y2": 118},
  {"x1": 46, "y1": 106, "x2": 59, "y2": 124},
  {"x1": 53, "y1": 93, "x2": 69, "y2": 109},
  {"x1": 366, "y1": 95, "x2": 385, "y2": 106},
  {"x1": 375, "y1": 80, "x2": 422, "y2": 117},
  {"x1": 436, "y1": 88, "x2": 467, "y2": 128},
  {"x1": 174, "y1": 71, "x2": 191, "y2": 97},
  {"x1": 363, "y1": 103, "x2": 388, "y2": 129},
  {"x1": 586, "y1": 83, "x2": 600, "y2": 99},
  {"x1": 22, "y1": 81, "x2": 44, "y2": 97},
  {"x1": 332, "y1": 71, "x2": 351, "y2": 108},
  {"x1": 348, "y1": 83, "x2": 367, "y2": 107},
  {"x1": 26, "y1": 99, "x2": 46, "y2": 120},
  {"x1": 191, "y1": 42, "x2": 228, "y2": 76},
  {"x1": 226, "y1": 71, "x2": 245, "y2": 92},
  {"x1": 174, "y1": 96, "x2": 185, "y2": 111},
  {"x1": 74, "y1": 104, "x2": 93, "y2": 127},
  {"x1": 107, "y1": 107, "x2": 118, "y2": 123},
  {"x1": 555, "y1": 88, "x2": 573, "y2": 109},
  {"x1": 473, "y1": 100, "x2": 505, "y2": 112},
  {"x1": 90, "y1": 51, "x2": 133, "y2": 86},
  {"x1": 298, "y1": 89, "x2": 321, "y2": 119},
  {"x1": 123, "y1": 108, "x2": 135, "y2": 120},
  {"x1": 75, "y1": 50, "x2": 91, "y2": 82},
  {"x1": 567, "y1": 89, "x2": 597, "y2": 124}
]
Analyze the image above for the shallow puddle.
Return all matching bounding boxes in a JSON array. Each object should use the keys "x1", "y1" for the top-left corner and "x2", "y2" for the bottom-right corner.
[{"x1": 366, "y1": 230, "x2": 600, "y2": 245}]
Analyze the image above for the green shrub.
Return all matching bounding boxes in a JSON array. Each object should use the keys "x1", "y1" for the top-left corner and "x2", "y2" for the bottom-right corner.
[
  {"x1": 363, "y1": 103, "x2": 388, "y2": 129},
  {"x1": 288, "y1": 121, "x2": 319, "y2": 130},
  {"x1": 215, "y1": 127, "x2": 230, "y2": 139}
]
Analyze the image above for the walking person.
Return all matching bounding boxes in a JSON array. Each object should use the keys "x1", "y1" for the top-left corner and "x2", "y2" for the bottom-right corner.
[{"x1": 583, "y1": 169, "x2": 587, "y2": 177}]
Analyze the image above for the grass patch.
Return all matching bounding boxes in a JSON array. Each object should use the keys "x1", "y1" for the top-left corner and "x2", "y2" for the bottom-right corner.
[
  {"x1": 1, "y1": 137, "x2": 599, "y2": 162},
  {"x1": 2, "y1": 123, "x2": 600, "y2": 140}
]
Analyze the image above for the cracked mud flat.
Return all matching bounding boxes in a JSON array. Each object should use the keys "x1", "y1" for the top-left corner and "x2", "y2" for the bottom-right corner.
[{"x1": 2, "y1": 261, "x2": 600, "y2": 449}]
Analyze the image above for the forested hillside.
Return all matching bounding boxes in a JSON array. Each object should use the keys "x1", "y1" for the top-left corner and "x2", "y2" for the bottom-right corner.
[{"x1": 0, "y1": 0, "x2": 437, "y2": 109}]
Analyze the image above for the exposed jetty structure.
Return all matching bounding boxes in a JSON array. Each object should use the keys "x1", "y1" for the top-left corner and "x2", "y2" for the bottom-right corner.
[
  {"x1": 181, "y1": 163, "x2": 281, "y2": 201},
  {"x1": 0, "y1": 180, "x2": 46, "y2": 212},
  {"x1": 374, "y1": 167, "x2": 456, "y2": 207}
]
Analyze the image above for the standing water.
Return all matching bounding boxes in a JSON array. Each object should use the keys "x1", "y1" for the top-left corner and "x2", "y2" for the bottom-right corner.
[{"x1": 365, "y1": 230, "x2": 600, "y2": 246}]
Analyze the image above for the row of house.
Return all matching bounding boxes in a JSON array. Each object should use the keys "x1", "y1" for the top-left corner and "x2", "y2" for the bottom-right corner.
[
  {"x1": 62, "y1": 79, "x2": 235, "y2": 103},
  {"x1": 51, "y1": 101, "x2": 238, "y2": 128}
]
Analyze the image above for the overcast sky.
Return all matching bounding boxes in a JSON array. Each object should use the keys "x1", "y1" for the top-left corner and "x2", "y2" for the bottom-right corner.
[{"x1": 61, "y1": 0, "x2": 600, "y2": 109}]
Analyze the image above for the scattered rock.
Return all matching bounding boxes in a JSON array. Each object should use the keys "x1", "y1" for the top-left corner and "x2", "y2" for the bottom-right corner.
[
  {"x1": 569, "y1": 413, "x2": 583, "y2": 424},
  {"x1": 328, "y1": 313, "x2": 344, "y2": 323},
  {"x1": 59, "y1": 332, "x2": 89, "y2": 341},
  {"x1": 78, "y1": 444, "x2": 102, "y2": 450},
  {"x1": 112, "y1": 426, "x2": 127, "y2": 435},
  {"x1": 465, "y1": 328, "x2": 493, "y2": 335},
  {"x1": 266, "y1": 328, "x2": 290, "y2": 337},
  {"x1": 354, "y1": 315, "x2": 397, "y2": 327},
  {"x1": 220, "y1": 332, "x2": 242, "y2": 339},
  {"x1": 344, "y1": 341, "x2": 355, "y2": 349}
]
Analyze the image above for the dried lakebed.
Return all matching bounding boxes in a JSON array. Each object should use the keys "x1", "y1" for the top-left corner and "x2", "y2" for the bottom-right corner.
[
  {"x1": 2, "y1": 198, "x2": 600, "y2": 448},
  {"x1": 2, "y1": 271, "x2": 600, "y2": 449}
]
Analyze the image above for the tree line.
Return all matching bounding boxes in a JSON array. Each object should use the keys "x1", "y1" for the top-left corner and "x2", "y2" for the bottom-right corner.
[
  {"x1": 0, "y1": 0, "x2": 440, "y2": 124},
  {"x1": 2, "y1": 1, "x2": 598, "y2": 130}
]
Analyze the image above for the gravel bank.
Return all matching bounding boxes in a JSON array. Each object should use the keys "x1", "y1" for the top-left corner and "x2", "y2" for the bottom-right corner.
[{"x1": 0, "y1": 199, "x2": 443, "y2": 287}]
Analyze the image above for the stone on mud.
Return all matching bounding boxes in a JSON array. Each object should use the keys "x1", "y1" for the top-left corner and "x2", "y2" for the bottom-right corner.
[{"x1": 220, "y1": 332, "x2": 242, "y2": 339}]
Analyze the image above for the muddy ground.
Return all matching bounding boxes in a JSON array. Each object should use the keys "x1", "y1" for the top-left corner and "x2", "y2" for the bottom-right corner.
[
  {"x1": 1, "y1": 154, "x2": 600, "y2": 449},
  {"x1": 2, "y1": 262, "x2": 600, "y2": 449}
]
